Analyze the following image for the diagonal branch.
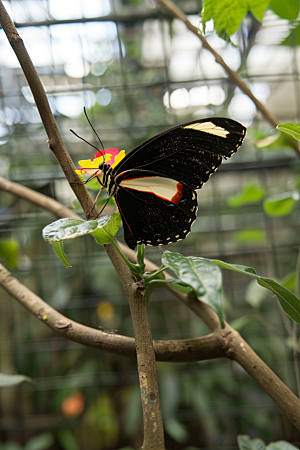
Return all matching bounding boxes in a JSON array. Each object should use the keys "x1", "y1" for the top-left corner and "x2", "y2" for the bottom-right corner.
[
  {"x1": 155, "y1": 0, "x2": 279, "y2": 127},
  {"x1": 154, "y1": 0, "x2": 300, "y2": 158}
]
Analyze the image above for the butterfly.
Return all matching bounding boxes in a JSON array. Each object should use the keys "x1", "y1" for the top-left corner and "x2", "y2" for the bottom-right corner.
[{"x1": 76, "y1": 118, "x2": 246, "y2": 250}]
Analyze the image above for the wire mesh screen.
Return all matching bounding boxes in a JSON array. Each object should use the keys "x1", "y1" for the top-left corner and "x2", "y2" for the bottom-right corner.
[{"x1": 0, "y1": 0, "x2": 300, "y2": 448}]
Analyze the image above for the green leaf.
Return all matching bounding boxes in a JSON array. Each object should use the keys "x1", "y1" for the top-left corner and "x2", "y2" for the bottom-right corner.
[
  {"x1": 0, "y1": 238, "x2": 20, "y2": 269},
  {"x1": 282, "y1": 23, "x2": 300, "y2": 46},
  {"x1": 277, "y1": 123, "x2": 300, "y2": 141},
  {"x1": 159, "y1": 371, "x2": 188, "y2": 443},
  {"x1": 228, "y1": 183, "x2": 265, "y2": 207},
  {"x1": 200, "y1": 0, "x2": 269, "y2": 41},
  {"x1": 57, "y1": 429, "x2": 80, "y2": 450},
  {"x1": 43, "y1": 214, "x2": 121, "y2": 266},
  {"x1": 24, "y1": 433, "x2": 54, "y2": 450},
  {"x1": 90, "y1": 213, "x2": 121, "y2": 245},
  {"x1": 212, "y1": 260, "x2": 300, "y2": 324},
  {"x1": 245, "y1": 279, "x2": 269, "y2": 307},
  {"x1": 269, "y1": 0, "x2": 299, "y2": 19},
  {"x1": 255, "y1": 131, "x2": 296, "y2": 151},
  {"x1": 0, "y1": 373, "x2": 32, "y2": 386},
  {"x1": 167, "y1": 279, "x2": 194, "y2": 295},
  {"x1": 234, "y1": 229, "x2": 266, "y2": 243},
  {"x1": 136, "y1": 244, "x2": 146, "y2": 274},
  {"x1": 230, "y1": 315, "x2": 257, "y2": 331},
  {"x1": 42, "y1": 214, "x2": 121, "y2": 245},
  {"x1": 162, "y1": 251, "x2": 225, "y2": 327},
  {"x1": 267, "y1": 441, "x2": 300, "y2": 450},
  {"x1": 264, "y1": 192, "x2": 299, "y2": 216},
  {"x1": 164, "y1": 417, "x2": 188, "y2": 443},
  {"x1": 43, "y1": 218, "x2": 95, "y2": 243},
  {"x1": 237, "y1": 435, "x2": 266, "y2": 450},
  {"x1": 280, "y1": 270, "x2": 296, "y2": 293},
  {"x1": 53, "y1": 241, "x2": 71, "y2": 268}
]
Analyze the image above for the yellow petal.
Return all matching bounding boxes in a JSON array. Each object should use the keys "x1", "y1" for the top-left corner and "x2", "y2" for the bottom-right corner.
[
  {"x1": 78, "y1": 158, "x2": 98, "y2": 169},
  {"x1": 112, "y1": 150, "x2": 126, "y2": 168}
]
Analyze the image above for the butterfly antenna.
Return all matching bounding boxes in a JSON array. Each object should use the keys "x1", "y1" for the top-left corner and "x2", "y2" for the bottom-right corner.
[
  {"x1": 70, "y1": 129, "x2": 99, "y2": 152},
  {"x1": 84, "y1": 107, "x2": 105, "y2": 152}
]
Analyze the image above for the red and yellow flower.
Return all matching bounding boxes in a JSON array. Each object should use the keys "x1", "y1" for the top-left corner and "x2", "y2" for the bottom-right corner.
[{"x1": 76, "y1": 148, "x2": 126, "y2": 183}]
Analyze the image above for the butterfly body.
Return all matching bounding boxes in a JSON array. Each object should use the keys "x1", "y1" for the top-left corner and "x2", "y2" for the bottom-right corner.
[{"x1": 84, "y1": 118, "x2": 246, "y2": 250}]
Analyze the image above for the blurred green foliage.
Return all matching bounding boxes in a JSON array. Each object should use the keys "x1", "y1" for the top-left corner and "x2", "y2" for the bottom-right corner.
[{"x1": 0, "y1": 0, "x2": 300, "y2": 449}]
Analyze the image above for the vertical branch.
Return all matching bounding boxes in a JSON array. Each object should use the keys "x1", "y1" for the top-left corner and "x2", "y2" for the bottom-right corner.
[
  {"x1": 104, "y1": 243, "x2": 165, "y2": 449},
  {"x1": 0, "y1": 3, "x2": 166, "y2": 446}
]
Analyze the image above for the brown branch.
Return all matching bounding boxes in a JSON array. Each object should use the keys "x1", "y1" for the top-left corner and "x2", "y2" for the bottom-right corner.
[
  {"x1": 1, "y1": 0, "x2": 300, "y2": 434},
  {"x1": 0, "y1": 262, "x2": 224, "y2": 362},
  {"x1": 0, "y1": 4, "x2": 166, "y2": 446},
  {"x1": 0, "y1": 176, "x2": 80, "y2": 219},
  {"x1": 227, "y1": 328, "x2": 300, "y2": 431},
  {"x1": 2, "y1": 259, "x2": 300, "y2": 430},
  {"x1": 0, "y1": 169, "x2": 220, "y2": 332}
]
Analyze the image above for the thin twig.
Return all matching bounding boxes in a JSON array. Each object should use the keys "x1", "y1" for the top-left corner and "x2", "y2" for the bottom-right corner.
[
  {"x1": 154, "y1": 0, "x2": 300, "y2": 158},
  {"x1": 155, "y1": 0, "x2": 278, "y2": 127}
]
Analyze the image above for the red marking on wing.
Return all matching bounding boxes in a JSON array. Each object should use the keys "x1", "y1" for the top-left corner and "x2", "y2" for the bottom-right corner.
[{"x1": 171, "y1": 183, "x2": 183, "y2": 204}]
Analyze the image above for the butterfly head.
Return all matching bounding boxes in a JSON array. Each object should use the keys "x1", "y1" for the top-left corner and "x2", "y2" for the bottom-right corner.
[{"x1": 76, "y1": 148, "x2": 126, "y2": 184}]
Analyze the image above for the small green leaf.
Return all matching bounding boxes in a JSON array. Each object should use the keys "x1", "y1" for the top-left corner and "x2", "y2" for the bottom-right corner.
[
  {"x1": 43, "y1": 218, "x2": 95, "y2": 243},
  {"x1": 282, "y1": 23, "x2": 300, "y2": 46},
  {"x1": 0, "y1": 373, "x2": 32, "y2": 386},
  {"x1": 162, "y1": 251, "x2": 224, "y2": 327},
  {"x1": 53, "y1": 241, "x2": 71, "y2": 268},
  {"x1": 228, "y1": 183, "x2": 265, "y2": 207},
  {"x1": 167, "y1": 279, "x2": 194, "y2": 295},
  {"x1": 164, "y1": 417, "x2": 188, "y2": 443},
  {"x1": 43, "y1": 214, "x2": 121, "y2": 266},
  {"x1": 136, "y1": 244, "x2": 146, "y2": 274},
  {"x1": 277, "y1": 123, "x2": 300, "y2": 141},
  {"x1": 57, "y1": 429, "x2": 81, "y2": 450},
  {"x1": 269, "y1": 0, "x2": 299, "y2": 19},
  {"x1": 200, "y1": 0, "x2": 269, "y2": 41},
  {"x1": 230, "y1": 315, "x2": 257, "y2": 331},
  {"x1": 267, "y1": 441, "x2": 300, "y2": 450},
  {"x1": 43, "y1": 214, "x2": 121, "y2": 245},
  {"x1": 90, "y1": 213, "x2": 121, "y2": 244},
  {"x1": 234, "y1": 229, "x2": 266, "y2": 243},
  {"x1": 280, "y1": 270, "x2": 296, "y2": 293},
  {"x1": 255, "y1": 131, "x2": 296, "y2": 151},
  {"x1": 263, "y1": 192, "x2": 299, "y2": 216},
  {"x1": 212, "y1": 260, "x2": 300, "y2": 324},
  {"x1": 0, "y1": 238, "x2": 20, "y2": 269},
  {"x1": 237, "y1": 435, "x2": 266, "y2": 450},
  {"x1": 245, "y1": 279, "x2": 269, "y2": 307},
  {"x1": 24, "y1": 432, "x2": 54, "y2": 450}
]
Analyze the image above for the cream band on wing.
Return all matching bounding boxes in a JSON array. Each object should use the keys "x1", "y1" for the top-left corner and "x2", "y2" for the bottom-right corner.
[
  {"x1": 119, "y1": 176, "x2": 183, "y2": 203},
  {"x1": 183, "y1": 121, "x2": 229, "y2": 137}
]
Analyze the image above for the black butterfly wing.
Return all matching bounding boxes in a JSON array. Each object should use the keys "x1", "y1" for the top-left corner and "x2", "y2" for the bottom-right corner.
[
  {"x1": 114, "y1": 179, "x2": 198, "y2": 249},
  {"x1": 112, "y1": 118, "x2": 246, "y2": 190}
]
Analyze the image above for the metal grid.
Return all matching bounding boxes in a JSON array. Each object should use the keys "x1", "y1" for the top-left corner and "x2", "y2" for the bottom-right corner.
[{"x1": 0, "y1": 0, "x2": 300, "y2": 448}]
